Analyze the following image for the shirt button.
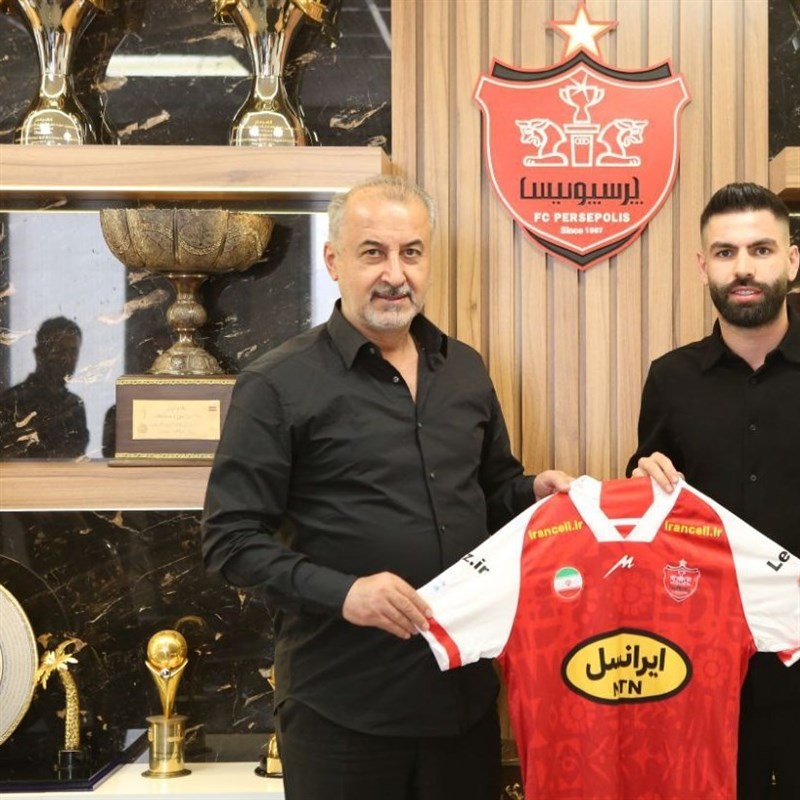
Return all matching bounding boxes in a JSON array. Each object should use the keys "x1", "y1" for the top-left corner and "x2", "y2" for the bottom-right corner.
[
  {"x1": 392, "y1": 376, "x2": 399, "y2": 383},
  {"x1": 369, "y1": 347, "x2": 376, "y2": 355},
  {"x1": 429, "y1": 471, "x2": 436, "y2": 480},
  {"x1": 749, "y1": 474, "x2": 758, "y2": 482},
  {"x1": 748, "y1": 377, "x2": 757, "y2": 385},
  {"x1": 440, "y1": 524, "x2": 447, "y2": 532},
  {"x1": 748, "y1": 423, "x2": 757, "y2": 432},
  {"x1": 417, "y1": 422, "x2": 423, "y2": 429}
]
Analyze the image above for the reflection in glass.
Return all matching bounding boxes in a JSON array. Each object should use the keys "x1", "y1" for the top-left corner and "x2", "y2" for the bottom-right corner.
[
  {"x1": 0, "y1": 317, "x2": 88, "y2": 458},
  {"x1": 0, "y1": 212, "x2": 338, "y2": 459}
]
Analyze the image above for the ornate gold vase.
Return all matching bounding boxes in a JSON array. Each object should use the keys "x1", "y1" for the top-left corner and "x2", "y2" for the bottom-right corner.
[
  {"x1": 6, "y1": 0, "x2": 113, "y2": 145},
  {"x1": 100, "y1": 208, "x2": 273, "y2": 376},
  {"x1": 213, "y1": 0, "x2": 332, "y2": 147},
  {"x1": 99, "y1": 208, "x2": 272, "y2": 462}
]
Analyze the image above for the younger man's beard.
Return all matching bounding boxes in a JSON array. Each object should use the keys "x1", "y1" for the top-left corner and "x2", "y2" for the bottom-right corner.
[{"x1": 708, "y1": 276, "x2": 789, "y2": 328}]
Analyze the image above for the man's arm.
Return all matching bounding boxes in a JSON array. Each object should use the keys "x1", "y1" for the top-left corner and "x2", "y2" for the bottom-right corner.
[{"x1": 201, "y1": 370, "x2": 356, "y2": 616}]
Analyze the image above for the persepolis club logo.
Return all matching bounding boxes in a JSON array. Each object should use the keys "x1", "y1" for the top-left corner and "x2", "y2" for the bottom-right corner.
[{"x1": 474, "y1": 3, "x2": 690, "y2": 269}]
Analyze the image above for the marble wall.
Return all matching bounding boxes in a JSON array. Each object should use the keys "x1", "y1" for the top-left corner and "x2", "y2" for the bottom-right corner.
[{"x1": 0, "y1": 0, "x2": 390, "y2": 788}]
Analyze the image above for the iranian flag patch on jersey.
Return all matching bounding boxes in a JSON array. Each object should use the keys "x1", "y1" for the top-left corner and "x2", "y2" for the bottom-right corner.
[{"x1": 553, "y1": 566, "x2": 583, "y2": 599}]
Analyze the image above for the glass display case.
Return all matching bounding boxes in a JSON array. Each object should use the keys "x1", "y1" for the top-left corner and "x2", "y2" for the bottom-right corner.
[{"x1": 0, "y1": 0, "x2": 391, "y2": 790}]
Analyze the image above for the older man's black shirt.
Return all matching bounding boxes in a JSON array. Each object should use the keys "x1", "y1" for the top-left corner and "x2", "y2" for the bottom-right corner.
[
  {"x1": 202, "y1": 305, "x2": 534, "y2": 735},
  {"x1": 627, "y1": 307, "x2": 800, "y2": 705}
]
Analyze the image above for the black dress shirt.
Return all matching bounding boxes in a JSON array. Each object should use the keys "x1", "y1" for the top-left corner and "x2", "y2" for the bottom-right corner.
[
  {"x1": 202, "y1": 304, "x2": 534, "y2": 735},
  {"x1": 626, "y1": 307, "x2": 800, "y2": 705}
]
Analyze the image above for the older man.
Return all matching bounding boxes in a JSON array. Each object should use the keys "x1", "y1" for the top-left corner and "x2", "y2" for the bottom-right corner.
[{"x1": 203, "y1": 176, "x2": 572, "y2": 800}]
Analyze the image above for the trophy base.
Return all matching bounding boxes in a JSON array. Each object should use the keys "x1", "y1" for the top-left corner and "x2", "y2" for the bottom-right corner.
[
  {"x1": 112, "y1": 375, "x2": 236, "y2": 464},
  {"x1": 142, "y1": 768, "x2": 192, "y2": 779},
  {"x1": 142, "y1": 715, "x2": 191, "y2": 779},
  {"x1": 254, "y1": 757, "x2": 283, "y2": 778},
  {"x1": 57, "y1": 748, "x2": 88, "y2": 780}
]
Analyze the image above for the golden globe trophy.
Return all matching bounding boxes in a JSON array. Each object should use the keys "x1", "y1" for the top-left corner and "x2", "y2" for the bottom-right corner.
[
  {"x1": 2, "y1": 0, "x2": 113, "y2": 144},
  {"x1": 213, "y1": 0, "x2": 334, "y2": 147},
  {"x1": 99, "y1": 207, "x2": 273, "y2": 462},
  {"x1": 143, "y1": 630, "x2": 191, "y2": 779}
]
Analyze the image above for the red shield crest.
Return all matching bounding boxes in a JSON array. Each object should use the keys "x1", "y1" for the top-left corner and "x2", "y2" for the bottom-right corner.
[
  {"x1": 475, "y1": 53, "x2": 690, "y2": 269},
  {"x1": 662, "y1": 561, "x2": 701, "y2": 603}
]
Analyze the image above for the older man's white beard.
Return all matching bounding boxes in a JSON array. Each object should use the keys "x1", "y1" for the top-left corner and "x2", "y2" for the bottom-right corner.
[{"x1": 363, "y1": 285, "x2": 421, "y2": 330}]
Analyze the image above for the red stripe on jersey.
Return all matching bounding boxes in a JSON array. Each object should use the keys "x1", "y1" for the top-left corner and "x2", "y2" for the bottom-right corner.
[
  {"x1": 427, "y1": 617, "x2": 462, "y2": 668},
  {"x1": 778, "y1": 647, "x2": 799, "y2": 666}
]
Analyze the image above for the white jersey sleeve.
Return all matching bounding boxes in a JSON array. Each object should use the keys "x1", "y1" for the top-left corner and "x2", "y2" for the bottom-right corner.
[
  {"x1": 689, "y1": 485, "x2": 800, "y2": 667},
  {"x1": 418, "y1": 498, "x2": 550, "y2": 670}
]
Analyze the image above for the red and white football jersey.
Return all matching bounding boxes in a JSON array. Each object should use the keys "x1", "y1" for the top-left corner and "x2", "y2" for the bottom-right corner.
[{"x1": 419, "y1": 476, "x2": 800, "y2": 799}]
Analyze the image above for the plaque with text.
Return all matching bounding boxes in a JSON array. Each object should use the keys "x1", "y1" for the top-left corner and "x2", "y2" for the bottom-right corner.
[{"x1": 114, "y1": 375, "x2": 236, "y2": 463}]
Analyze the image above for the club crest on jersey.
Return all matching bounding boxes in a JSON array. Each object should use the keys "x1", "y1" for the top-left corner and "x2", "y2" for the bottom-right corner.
[
  {"x1": 553, "y1": 566, "x2": 583, "y2": 600},
  {"x1": 663, "y1": 560, "x2": 701, "y2": 602},
  {"x1": 473, "y1": 7, "x2": 690, "y2": 270}
]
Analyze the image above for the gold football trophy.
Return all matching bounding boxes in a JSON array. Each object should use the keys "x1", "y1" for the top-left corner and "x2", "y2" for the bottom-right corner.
[
  {"x1": 143, "y1": 630, "x2": 191, "y2": 778},
  {"x1": 99, "y1": 208, "x2": 273, "y2": 461},
  {"x1": 2, "y1": 0, "x2": 113, "y2": 144},
  {"x1": 213, "y1": 0, "x2": 334, "y2": 147}
]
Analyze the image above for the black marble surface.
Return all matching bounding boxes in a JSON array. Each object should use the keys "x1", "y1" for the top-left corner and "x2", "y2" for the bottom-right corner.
[
  {"x1": 0, "y1": 0, "x2": 390, "y2": 786},
  {"x1": 0, "y1": 0, "x2": 390, "y2": 148},
  {"x1": 0, "y1": 511, "x2": 276, "y2": 788},
  {"x1": 769, "y1": 0, "x2": 800, "y2": 158}
]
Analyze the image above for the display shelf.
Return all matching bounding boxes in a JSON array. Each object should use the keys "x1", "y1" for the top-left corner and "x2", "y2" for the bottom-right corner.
[
  {"x1": 0, "y1": 461, "x2": 210, "y2": 511},
  {"x1": 0, "y1": 762, "x2": 284, "y2": 800},
  {"x1": 769, "y1": 146, "x2": 800, "y2": 201},
  {"x1": 0, "y1": 144, "x2": 391, "y2": 210}
]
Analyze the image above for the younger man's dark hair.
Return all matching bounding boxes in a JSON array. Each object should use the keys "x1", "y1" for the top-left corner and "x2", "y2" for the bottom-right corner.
[{"x1": 700, "y1": 182, "x2": 790, "y2": 232}]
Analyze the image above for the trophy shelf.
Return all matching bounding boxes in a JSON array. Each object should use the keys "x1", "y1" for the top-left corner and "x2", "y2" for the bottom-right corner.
[
  {"x1": 0, "y1": 461, "x2": 209, "y2": 512},
  {"x1": 0, "y1": 761, "x2": 284, "y2": 800},
  {"x1": 0, "y1": 144, "x2": 392, "y2": 210},
  {"x1": 769, "y1": 146, "x2": 800, "y2": 201}
]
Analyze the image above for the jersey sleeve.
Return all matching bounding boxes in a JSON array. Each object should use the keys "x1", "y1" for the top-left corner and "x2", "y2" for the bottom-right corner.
[
  {"x1": 417, "y1": 498, "x2": 548, "y2": 670},
  {"x1": 705, "y1": 494, "x2": 800, "y2": 667}
]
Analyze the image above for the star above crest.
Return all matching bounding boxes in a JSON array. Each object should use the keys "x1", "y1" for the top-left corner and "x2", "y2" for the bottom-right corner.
[{"x1": 549, "y1": 2, "x2": 617, "y2": 61}]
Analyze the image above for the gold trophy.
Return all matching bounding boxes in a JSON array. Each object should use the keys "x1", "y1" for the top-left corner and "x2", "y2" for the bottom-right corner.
[
  {"x1": 2, "y1": 0, "x2": 113, "y2": 145},
  {"x1": 255, "y1": 665, "x2": 282, "y2": 777},
  {"x1": 98, "y1": 207, "x2": 273, "y2": 461},
  {"x1": 34, "y1": 637, "x2": 88, "y2": 779},
  {"x1": 143, "y1": 630, "x2": 191, "y2": 778},
  {"x1": 213, "y1": 0, "x2": 334, "y2": 147}
]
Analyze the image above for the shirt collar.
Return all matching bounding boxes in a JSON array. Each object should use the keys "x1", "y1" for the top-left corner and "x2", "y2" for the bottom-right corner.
[
  {"x1": 326, "y1": 301, "x2": 448, "y2": 369},
  {"x1": 701, "y1": 305, "x2": 800, "y2": 371}
]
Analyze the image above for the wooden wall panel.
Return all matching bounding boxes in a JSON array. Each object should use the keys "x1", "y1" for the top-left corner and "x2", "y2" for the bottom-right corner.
[
  {"x1": 519, "y1": 0, "x2": 553, "y2": 474},
  {"x1": 391, "y1": 0, "x2": 770, "y2": 480}
]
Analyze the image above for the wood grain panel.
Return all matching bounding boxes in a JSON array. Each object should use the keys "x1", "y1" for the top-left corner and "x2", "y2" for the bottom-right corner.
[
  {"x1": 519, "y1": 0, "x2": 553, "y2": 474},
  {"x1": 0, "y1": 462, "x2": 209, "y2": 511},
  {"x1": 0, "y1": 145, "x2": 391, "y2": 207},
  {"x1": 582, "y1": 0, "x2": 615, "y2": 480},
  {"x1": 677, "y1": 0, "x2": 709, "y2": 346},
  {"x1": 420, "y1": 0, "x2": 453, "y2": 332},
  {"x1": 391, "y1": 0, "x2": 770, "y2": 484},
  {"x1": 390, "y1": 0, "x2": 417, "y2": 179},
  {"x1": 486, "y1": 0, "x2": 521, "y2": 449},
  {"x1": 453, "y1": 0, "x2": 485, "y2": 352},
  {"x1": 644, "y1": 0, "x2": 677, "y2": 365},
  {"x1": 743, "y1": 0, "x2": 769, "y2": 185},
  {"x1": 612, "y1": 0, "x2": 645, "y2": 476}
]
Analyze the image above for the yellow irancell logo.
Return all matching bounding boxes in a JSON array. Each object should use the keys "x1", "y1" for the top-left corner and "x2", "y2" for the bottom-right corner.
[{"x1": 562, "y1": 628, "x2": 691, "y2": 704}]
